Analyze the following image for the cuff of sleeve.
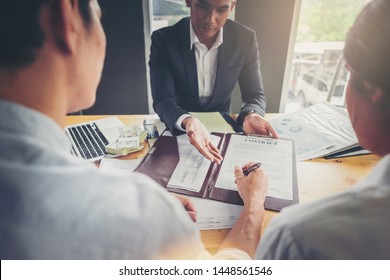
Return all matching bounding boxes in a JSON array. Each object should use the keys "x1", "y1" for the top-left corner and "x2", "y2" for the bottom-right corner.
[
  {"x1": 213, "y1": 248, "x2": 252, "y2": 260},
  {"x1": 174, "y1": 113, "x2": 192, "y2": 132}
]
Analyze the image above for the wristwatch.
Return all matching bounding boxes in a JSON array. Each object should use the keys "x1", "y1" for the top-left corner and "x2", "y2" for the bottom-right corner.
[
  {"x1": 237, "y1": 110, "x2": 260, "y2": 127},
  {"x1": 245, "y1": 110, "x2": 260, "y2": 118}
]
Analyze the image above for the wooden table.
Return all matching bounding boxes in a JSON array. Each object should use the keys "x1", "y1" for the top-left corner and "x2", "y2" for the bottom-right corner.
[{"x1": 66, "y1": 114, "x2": 380, "y2": 252}]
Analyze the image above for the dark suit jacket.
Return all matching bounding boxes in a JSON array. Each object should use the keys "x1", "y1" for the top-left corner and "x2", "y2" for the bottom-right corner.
[{"x1": 149, "y1": 17, "x2": 266, "y2": 134}]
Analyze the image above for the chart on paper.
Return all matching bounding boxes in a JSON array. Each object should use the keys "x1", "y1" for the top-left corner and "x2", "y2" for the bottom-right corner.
[{"x1": 167, "y1": 134, "x2": 221, "y2": 193}]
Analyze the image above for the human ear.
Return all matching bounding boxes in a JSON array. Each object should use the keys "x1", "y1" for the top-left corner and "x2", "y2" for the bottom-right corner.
[
  {"x1": 371, "y1": 88, "x2": 386, "y2": 105},
  {"x1": 185, "y1": 0, "x2": 192, "y2": 8},
  {"x1": 363, "y1": 81, "x2": 386, "y2": 105},
  {"x1": 50, "y1": 0, "x2": 81, "y2": 54}
]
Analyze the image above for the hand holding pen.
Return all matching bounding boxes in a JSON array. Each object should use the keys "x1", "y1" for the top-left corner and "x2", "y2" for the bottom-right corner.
[
  {"x1": 242, "y1": 162, "x2": 262, "y2": 176},
  {"x1": 234, "y1": 161, "x2": 268, "y2": 208}
]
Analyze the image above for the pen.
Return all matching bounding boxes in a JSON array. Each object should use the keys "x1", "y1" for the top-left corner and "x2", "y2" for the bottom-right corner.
[{"x1": 243, "y1": 162, "x2": 262, "y2": 176}]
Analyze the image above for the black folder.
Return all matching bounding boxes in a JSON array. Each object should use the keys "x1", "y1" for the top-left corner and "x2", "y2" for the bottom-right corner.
[{"x1": 135, "y1": 133, "x2": 299, "y2": 212}]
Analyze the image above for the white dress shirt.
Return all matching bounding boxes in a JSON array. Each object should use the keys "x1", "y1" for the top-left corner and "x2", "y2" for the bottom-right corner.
[
  {"x1": 191, "y1": 21, "x2": 223, "y2": 102},
  {"x1": 174, "y1": 21, "x2": 224, "y2": 131},
  {"x1": 0, "y1": 100, "x2": 249, "y2": 260}
]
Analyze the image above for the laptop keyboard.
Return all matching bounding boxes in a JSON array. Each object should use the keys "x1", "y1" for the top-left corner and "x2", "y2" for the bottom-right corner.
[{"x1": 67, "y1": 123, "x2": 109, "y2": 160}]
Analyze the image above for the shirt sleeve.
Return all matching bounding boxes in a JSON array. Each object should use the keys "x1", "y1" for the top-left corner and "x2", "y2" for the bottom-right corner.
[
  {"x1": 256, "y1": 217, "x2": 304, "y2": 260},
  {"x1": 195, "y1": 248, "x2": 251, "y2": 260},
  {"x1": 174, "y1": 114, "x2": 193, "y2": 132}
]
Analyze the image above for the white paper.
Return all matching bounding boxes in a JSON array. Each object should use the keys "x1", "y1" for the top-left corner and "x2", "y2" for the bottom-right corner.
[
  {"x1": 167, "y1": 134, "x2": 221, "y2": 192},
  {"x1": 270, "y1": 115, "x2": 334, "y2": 161},
  {"x1": 214, "y1": 135, "x2": 294, "y2": 200},
  {"x1": 270, "y1": 102, "x2": 359, "y2": 161},
  {"x1": 295, "y1": 102, "x2": 358, "y2": 155},
  {"x1": 99, "y1": 158, "x2": 141, "y2": 175},
  {"x1": 187, "y1": 196, "x2": 243, "y2": 230}
]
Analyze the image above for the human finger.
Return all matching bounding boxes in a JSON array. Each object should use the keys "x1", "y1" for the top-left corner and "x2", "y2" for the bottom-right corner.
[
  {"x1": 207, "y1": 143, "x2": 223, "y2": 163},
  {"x1": 188, "y1": 132, "x2": 215, "y2": 162},
  {"x1": 174, "y1": 194, "x2": 197, "y2": 222},
  {"x1": 234, "y1": 165, "x2": 244, "y2": 180},
  {"x1": 241, "y1": 161, "x2": 256, "y2": 170},
  {"x1": 266, "y1": 123, "x2": 279, "y2": 139},
  {"x1": 183, "y1": 199, "x2": 197, "y2": 222}
]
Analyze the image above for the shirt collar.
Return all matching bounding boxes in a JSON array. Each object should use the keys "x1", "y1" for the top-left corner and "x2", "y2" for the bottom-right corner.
[{"x1": 189, "y1": 20, "x2": 223, "y2": 50}]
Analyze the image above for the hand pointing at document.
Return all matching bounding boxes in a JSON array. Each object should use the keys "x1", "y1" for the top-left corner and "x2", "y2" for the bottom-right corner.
[{"x1": 182, "y1": 116, "x2": 223, "y2": 164}]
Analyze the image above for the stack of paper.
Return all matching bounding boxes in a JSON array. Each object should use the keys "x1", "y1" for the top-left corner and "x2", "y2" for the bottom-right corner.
[
  {"x1": 105, "y1": 126, "x2": 148, "y2": 156},
  {"x1": 270, "y1": 102, "x2": 369, "y2": 161}
]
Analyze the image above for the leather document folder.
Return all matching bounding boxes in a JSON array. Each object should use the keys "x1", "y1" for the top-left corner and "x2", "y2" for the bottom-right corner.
[{"x1": 135, "y1": 133, "x2": 299, "y2": 212}]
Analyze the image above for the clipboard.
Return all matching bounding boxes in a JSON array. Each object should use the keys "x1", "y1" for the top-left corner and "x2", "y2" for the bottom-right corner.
[{"x1": 135, "y1": 133, "x2": 299, "y2": 212}]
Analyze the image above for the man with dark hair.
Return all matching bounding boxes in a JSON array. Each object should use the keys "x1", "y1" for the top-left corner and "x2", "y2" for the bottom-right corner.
[
  {"x1": 256, "y1": 0, "x2": 390, "y2": 259},
  {"x1": 149, "y1": 0, "x2": 277, "y2": 164},
  {"x1": 0, "y1": 0, "x2": 267, "y2": 259}
]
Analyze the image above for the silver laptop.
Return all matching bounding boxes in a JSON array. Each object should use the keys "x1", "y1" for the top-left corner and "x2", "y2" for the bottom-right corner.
[{"x1": 65, "y1": 116, "x2": 124, "y2": 161}]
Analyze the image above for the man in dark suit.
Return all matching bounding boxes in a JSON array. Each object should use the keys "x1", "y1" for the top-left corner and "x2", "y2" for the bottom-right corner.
[{"x1": 149, "y1": 0, "x2": 277, "y2": 164}]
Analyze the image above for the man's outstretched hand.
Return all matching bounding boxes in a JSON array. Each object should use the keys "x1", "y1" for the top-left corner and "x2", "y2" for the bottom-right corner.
[{"x1": 182, "y1": 116, "x2": 223, "y2": 164}]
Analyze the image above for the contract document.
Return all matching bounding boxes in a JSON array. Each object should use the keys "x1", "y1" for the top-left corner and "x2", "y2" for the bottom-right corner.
[{"x1": 214, "y1": 134, "x2": 294, "y2": 200}]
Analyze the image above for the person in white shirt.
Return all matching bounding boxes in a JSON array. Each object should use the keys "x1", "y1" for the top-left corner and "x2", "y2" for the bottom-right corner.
[
  {"x1": 0, "y1": 0, "x2": 268, "y2": 259},
  {"x1": 256, "y1": 0, "x2": 390, "y2": 259},
  {"x1": 149, "y1": 0, "x2": 278, "y2": 165}
]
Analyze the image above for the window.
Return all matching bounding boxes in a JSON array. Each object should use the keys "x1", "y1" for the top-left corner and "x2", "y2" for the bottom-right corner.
[
  {"x1": 150, "y1": 0, "x2": 189, "y2": 33},
  {"x1": 284, "y1": 0, "x2": 370, "y2": 113}
]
